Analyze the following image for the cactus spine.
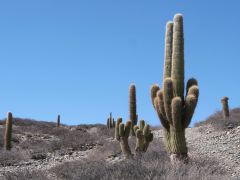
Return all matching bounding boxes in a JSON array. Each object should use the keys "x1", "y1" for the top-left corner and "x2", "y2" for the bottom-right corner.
[
  {"x1": 107, "y1": 112, "x2": 115, "y2": 129},
  {"x1": 221, "y1": 97, "x2": 230, "y2": 118},
  {"x1": 150, "y1": 14, "x2": 199, "y2": 161},
  {"x1": 5, "y1": 112, "x2": 13, "y2": 150},
  {"x1": 129, "y1": 84, "x2": 137, "y2": 136},
  {"x1": 57, "y1": 115, "x2": 60, "y2": 127},
  {"x1": 115, "y1": 118, "x2": 132, "y2": 158},
  {"x1": 134, "y1": 120, "x2": 153, "y2": 152}
]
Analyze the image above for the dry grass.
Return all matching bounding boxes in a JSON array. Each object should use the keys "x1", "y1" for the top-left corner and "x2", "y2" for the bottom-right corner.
[
  {"x1": 0, "y1": 118, "x2": 111, "y2": 167},
  {"x1": 1, "y1": 170, "x2": 48, "y2": 180},
  {"x1": 0, "y1": 117, "x2": 234, "y2": 179},
  {"x1": 51, "y1": 139, "x2": 228, "y2": 180}
]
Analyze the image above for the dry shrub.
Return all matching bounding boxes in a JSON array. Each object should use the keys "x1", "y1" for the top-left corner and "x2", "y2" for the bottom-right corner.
[
  {"x1": 0, "y1": 149, "x2": 26, "y2": 166},
  {"x1": 195, "y1": 108, "x2": 240, "y2": 131},
  {"x1": 51, "y1": 134, "x2": 228, "y2": 180},
  {"x1": 51, "y1": 154, "x2": 228, "y2": 180},
  {"x1": 1, "y1": 170, "x2": 49, "y2": 180}
]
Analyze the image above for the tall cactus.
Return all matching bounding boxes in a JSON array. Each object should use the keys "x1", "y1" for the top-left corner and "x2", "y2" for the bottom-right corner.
[
  {"x1": 133, "y1": 120, "x2": 153, "y2": 152},
  {"x1": 5, "y1": 112, "x2": 13, "y2": 150},
  {"x1": 129, "y1": 84, "x2": 138, "y2": 136},
  {"x1": 221, "y1": 96, "x2": 230, "y2": 118},
  {"x1": 107, "y1": 112, "x2": 115, "y2": 129},
  {"x1": 115, "y1": 118, "x2": 133, "y2": 158},
  {"x1": 150, "y1": 14, "x2": 199, "y2": 162},
  {"x1": 57, "y1": 115, "x2": 60, "y2": 127}
]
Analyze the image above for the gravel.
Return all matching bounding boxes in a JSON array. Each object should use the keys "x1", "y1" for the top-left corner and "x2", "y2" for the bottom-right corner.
[{"x1": 153, "y1": 125, "x2": 240, "y2": 178}]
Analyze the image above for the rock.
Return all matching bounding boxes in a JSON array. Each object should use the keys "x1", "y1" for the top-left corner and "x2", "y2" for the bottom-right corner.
[
  {"x1": 227, "y1": 125, "x2": 234, "y2": 129},
  {"x1": 31, "y1": 153, "x2": 47, "y2": 160}
]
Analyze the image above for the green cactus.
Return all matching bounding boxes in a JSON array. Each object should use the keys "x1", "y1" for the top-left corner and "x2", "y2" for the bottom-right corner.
[
  {"x1": 107, "y1": 118, "x2": 110, "y2": 128},
  {"x1": 221, "y1": 97, "x2": 230, "y2": 118},
  {"x1": 115, "y1": 118, "x2": 133, "y2": 158},
  {"x1": 4, "y1": 112, "x2": 13, "y2": 150},
  {"x1": 112, "y1": 118, "x2": 115, "y2": 128},
  {"x1": 57, "y1": 115, "x2": 60, "y2": 127},
  {"x1": 107, "y1": 112, "x2": 115, "y2": 129},
  {"x1": 134, "y1": 120, "x2": 153, "y2": 152},
  {"x1": 150, "y1": 14, "x2": 199, "y2": 162},
  {"x1": 129, "y1": 84, "x2": 138, "y2": 136}
]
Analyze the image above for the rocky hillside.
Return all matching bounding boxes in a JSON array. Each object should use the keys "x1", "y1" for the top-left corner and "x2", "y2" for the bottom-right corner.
[{"x1": 0, "y1": 109, "x2": 239, "y2": 180}]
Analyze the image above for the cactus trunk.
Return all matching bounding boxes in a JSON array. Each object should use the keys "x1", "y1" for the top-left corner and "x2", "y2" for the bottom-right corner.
[
  {"x1": 129, "y1": 84, "x2": 137, "y2": 136},
  {"x1": 119, "y1": 137, "x2": 132, "y2": 158},
  {"x1": 221, "y1": 97, "x2": 230, "y2": 118},
  {"x1": 116, "y1": 120, "x2": 133, "y2": 158},
  {"x1": 57, "y1": 115, "x2": 60, "y2": 127},
  {"x1": 5, "y1": 112, "x2": 13, "y2": 150}
]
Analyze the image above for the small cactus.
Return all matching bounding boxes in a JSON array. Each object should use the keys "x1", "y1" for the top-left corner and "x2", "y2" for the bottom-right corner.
[
  {"x1": 134, "y1": 120, "x2": 153, "y2": 152},
  {"x1": 150, "y1": 14, "x2": 199, "y2": 162},
  {"x1": 4, "y1": 112, "x2": 13, "y2": 150},
  {"x1": 129, "y1": 84, "x2": 138, "y2": 136},
  {"x1": 115, "y1": 118, "x2": 133, "y2": 158},
  {"x1": 57, "y1": 115, "x2": 60, "y2": 127},
  {"x1": 221, "y1": 97, "x2": 230, "y2": 118}
]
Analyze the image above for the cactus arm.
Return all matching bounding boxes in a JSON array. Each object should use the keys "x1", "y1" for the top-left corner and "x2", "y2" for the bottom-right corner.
[
  {"x1": 183, "y1": 95, "x2": 198, "y2": 128},
  {"x1": 182, "y1": 84, "x2": 199, "y2": 128},
  {"x1": 154, "y1": 97, "x2": 169, "y2": 129},
  {"x1": 115, "y1": 118, "x2": 122, "y2": 140},
  {"x1": 187, "y1": 85, "x2": 199, "y2": 98},
  {"x1": 143, "y1": 124, "x2": 150, "y2": 135},
  {"x1": 171, "y1": 14, "x2": 184, "y2": 98},
  {"x1": 124, "y1": 121, "x2": 132, "y2": 138},
  {"x1": 163, "y1": 21, "x2": 173, "y2": 79},
  {"x1": 133, "y1": 125, "x2": 139, "y2": 134},
  {"x1": 151, "y1": 84, "x2": 160, "y2": 107},
  {"x1": 139, "y1": 120, "x2": 145, "y2": 131},
  {"x1": 163, "y1": 78, "x2": 174, "y2": 124},
  {"x1": 119, "y1": 123, "x2": 124, "y2": 137},
  {"x1": 186, "y1": 78, "x2": 198, "y2": 96},
  {"x1": 157, "y1": 90, "x2": 167, "y2": 120}
]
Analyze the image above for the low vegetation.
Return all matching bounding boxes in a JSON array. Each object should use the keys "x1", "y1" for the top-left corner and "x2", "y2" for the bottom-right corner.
[
  {"x1": 0, "y1": 116, "x2": 234, "y2": 179},
  {"x1": 195, "y1": 108, "x2": 240, "y2": 130}
]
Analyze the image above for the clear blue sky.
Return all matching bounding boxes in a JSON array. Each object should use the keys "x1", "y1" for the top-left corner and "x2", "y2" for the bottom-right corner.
[{"x1": 0, "y1": 1, "x2": 239, "y2": 126}]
